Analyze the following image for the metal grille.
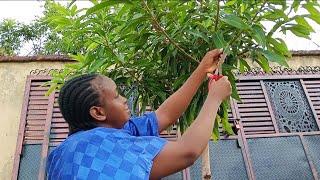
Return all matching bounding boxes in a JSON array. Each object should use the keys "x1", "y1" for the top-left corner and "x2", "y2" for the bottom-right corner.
[
  {"x1": 264, "y1": 80, "x2": 318, "y2": 132},
  {"x1": 18, "y1": 145, "x2": 41, "y2": 180},
  {"x1": 189, "y1": 140, "x2": 248, "y2": 180},
  {"x1": 304, "y1": 135, "x2": 320, "y2": 177},
  {"x1": 247, "y1": 136, "x2": 313, "y2": 180},
  {"x1": 189, "y1": 157, "x2": 202, "y2": 179}
]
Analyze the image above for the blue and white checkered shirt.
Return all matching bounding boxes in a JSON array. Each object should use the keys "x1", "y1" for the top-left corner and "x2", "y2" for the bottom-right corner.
[{"x1": 46, "y1": 112, "x2": 167, "y2": 180}]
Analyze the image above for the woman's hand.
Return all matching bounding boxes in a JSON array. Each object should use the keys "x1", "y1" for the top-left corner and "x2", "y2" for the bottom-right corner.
[{"x1": 198, "y1": 49, "x2": 223, "y2": 73}]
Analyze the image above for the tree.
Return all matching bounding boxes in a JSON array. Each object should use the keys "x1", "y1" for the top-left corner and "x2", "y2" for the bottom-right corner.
[
  {"x1": 0, "y1": 19, "x2": 26, "y2": 56},
  {"x1": 44, "y1": 0, "x2": 320, "y2": 179},
  {"x1": 0, "y1": 17, "x2": 84, "y2": 56}
]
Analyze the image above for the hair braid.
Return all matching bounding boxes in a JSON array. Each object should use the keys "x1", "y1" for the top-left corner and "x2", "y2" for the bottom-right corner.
[{"x1": 58, "y1": 74, "x2": 101, "y2": 134}]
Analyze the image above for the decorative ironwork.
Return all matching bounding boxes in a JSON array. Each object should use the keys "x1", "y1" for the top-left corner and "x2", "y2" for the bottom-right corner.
[
  {"x1": 30, "y1": 69, "x2": 63, "y2": 76},
  {"x1": 235, "y1": 66, "x2": 320, "y2": 76},
  {"x1": 264, "y1": 80, "x2": 318, "y2": 133}
]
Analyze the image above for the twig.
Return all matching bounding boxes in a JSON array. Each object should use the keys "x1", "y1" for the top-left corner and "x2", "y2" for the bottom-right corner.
[
  {"x1": 142, "y1": 1, "x2": 199, "y2": 63},
  {"x1": 67, "y1": 0, "x2": 77, "y2": 8},
  {"x1": 313, "y1": 41, "x2": 320, "y2": 48},
  {"x1": 214, "y1": 0, "x2": 220, "y2": 31},
  {"x1": 252, "y1": 0, "x2": 267, "y2": 23}
]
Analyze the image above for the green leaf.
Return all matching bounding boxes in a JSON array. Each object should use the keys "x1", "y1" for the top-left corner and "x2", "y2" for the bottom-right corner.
[
  {"x1": 261, "y1": 50, "x2": 288, "y2": 67},
  {"x1": 225, "y1": 0, "x2": 237, "y2": 6},
  {"x1": 308, "y1": 14, "x2": 320, "y2": 25},
  {"x1": 69, "y1": 53, "x2": 85, "y2": 63},
  {"x1": 225, "y1": 71, "x2": 240, "y2": 101},
  {"x1": 292, "y1": 0, "x2": 301, "y2": 12},
  {"x1": 268, "y1": 37, "x2": 290, "y2": 56},
  {"x1": 89, "y1": 58, "x2": 108, "y2": 73},
  {"x1": 256, "y1": 54, "x2": 271, "y2": 73},
  {"x1": 212, "y1": 116, "x2": 220, "y2": 141},
  {"x1": 303, "y1": 2, "x2": 320, "y2": 17},
  {"x1": 303, "y1": 2, "x2": 320, "y2": 24},
  {"x1": 252, "y1": 25, "x2": 266, "y2": 47},
  {"x1": 121, "y1": 14, "x2": 147, "y2": 34},
  {"x1": 221, "y1": 101, "x2": 234, "y2": 135},
  {"x1": 65, "y1": 63, "x2": 82, "y2": 70},
  {"x1": 239, "y1": 59, "x2": 250, "y2": 73},
  {"x1": 52, "y1": 17, "x2": 71, "y2": 26},
  {"x1": 263, "y1": 9, "x2": 288, "y2": 21},
  {"x1": 70, "y1": 5, "x2": 77, "y2": 16},
  {"x1": 86, "y1": 0, "x2": 132, "y2": 15},
  {"x1": 287, "y1": 24, "x2": 311, "y2": 39},
  {"x1": 173, "y1": 74, "x2": 189, "y2": 90},
  {"x1": 45, "y1": 83, "x2": 58, "y2": 96},
  {"x1": 187, "y1": 30, "x2": 210, "y2": 44},
  {"x1": 221, "y1": 117, "x2": 233, "y2": 135},
  {"x1": 212, "y1": 32, "x2": 227, "y2": 49},
  {"x1": 221, "y1": 14, "x2": 250, "y2": 30},
  {"x1": 295, "y1": 16, "x2": 314, "y2": 32}
]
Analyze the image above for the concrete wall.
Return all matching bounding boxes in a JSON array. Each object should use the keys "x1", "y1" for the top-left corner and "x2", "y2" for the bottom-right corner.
[
  {"x1": 0, "y1": 54, "x2": 319, "y2": 179},
  {"x1": 249, "y1": 55, "x2": 320, "y2": 69},
  {"x1": 288, "y1": 55, "x2": 320, "y2": 69},
  {"x1": 0, "y1": 61, "x2": 68, "y2": 179}
]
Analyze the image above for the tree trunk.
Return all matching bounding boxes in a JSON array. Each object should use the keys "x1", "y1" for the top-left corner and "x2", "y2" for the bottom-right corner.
[{"x1": 201, "y1": 143, "x2": 211, "y2": 180}]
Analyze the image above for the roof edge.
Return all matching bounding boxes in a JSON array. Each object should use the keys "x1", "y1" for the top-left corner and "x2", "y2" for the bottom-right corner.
[
  {"x1": 0, "y1": 55, "x2": 74, "y2": 62},
  {"x1": 291, "y1": 50, "x2": 320, "y2": 56},
  {"x1": 1, "y1": 50, "x2": 320, "y2": 62}
]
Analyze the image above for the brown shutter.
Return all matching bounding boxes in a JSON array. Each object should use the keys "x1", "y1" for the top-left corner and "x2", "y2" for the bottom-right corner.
[
  {"x1": 303, "y1": 79, "x2": 320, "y2": 121},
  {"x1": 12, "y1": 76, "x2": 53, "y2": 180},
  {"x1": 49, "y1": 92, "x2": 69, "y2": 147},
  {"x1": 234, "y1": 80, "x2": 277, "y2": 135}
]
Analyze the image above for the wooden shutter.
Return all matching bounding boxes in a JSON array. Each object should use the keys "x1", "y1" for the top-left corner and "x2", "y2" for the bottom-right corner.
[
  {"x1": 49, "y1": 92, "x2": 68, "y2": 147},
  {"x1": 234, "y1": 80, "x2": 277, "y2": 135},
  {"x1": 303, "y1": 79, "x2": 320, "y2": 121},
  {"x1": 12, "y1": 76, "x2": 53, "y2": 180}
]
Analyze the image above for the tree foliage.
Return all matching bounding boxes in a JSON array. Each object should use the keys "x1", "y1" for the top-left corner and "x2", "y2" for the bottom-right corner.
[
  {"x1": 0, "y1": 19, "x2": 26, "y2": 55},
  {"x1": 0, "y1": 17, "x2": 83, "y2": 56},
  {"x1": 42, "y1": 0, "x2": 320, "y2": 137}
]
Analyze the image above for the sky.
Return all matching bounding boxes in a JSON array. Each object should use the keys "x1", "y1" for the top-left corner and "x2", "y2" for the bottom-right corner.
[{"x1": 0, "y1": 1, "x2": 319, "y2": 55}]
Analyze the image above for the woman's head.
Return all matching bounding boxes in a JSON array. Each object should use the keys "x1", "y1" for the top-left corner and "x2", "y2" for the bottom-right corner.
[{"x1": 58, "y1": 74, "x2": 130, "y2": 134}]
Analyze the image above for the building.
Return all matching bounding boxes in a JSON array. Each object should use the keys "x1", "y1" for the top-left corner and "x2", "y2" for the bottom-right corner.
[{"x1": 1, "y1": 51, "x2": 320, "y2": 179}]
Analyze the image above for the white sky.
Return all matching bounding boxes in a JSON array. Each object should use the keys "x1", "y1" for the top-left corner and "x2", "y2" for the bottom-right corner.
[{"x1": 0, "y1": 1, "x2": 319, "y2": 55}]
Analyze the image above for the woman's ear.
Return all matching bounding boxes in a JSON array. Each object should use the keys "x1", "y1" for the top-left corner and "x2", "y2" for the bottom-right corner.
[{"x1": 89, "y1": 106, "x2": 107, "y2": 122}]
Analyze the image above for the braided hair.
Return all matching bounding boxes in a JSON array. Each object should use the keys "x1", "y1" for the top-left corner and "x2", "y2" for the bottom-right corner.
[{"x1": 58, "y1": 74, "x2": 101, "y2": 134}]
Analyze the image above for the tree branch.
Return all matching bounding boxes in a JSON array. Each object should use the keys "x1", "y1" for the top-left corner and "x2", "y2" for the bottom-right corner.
[
  {"x1": 142, "y1": 1, "x2": 199, "y2": 63},
  {"x1": 252, "y1": 0, "x2": 267, "y2": 23},
  {"x1": 214, "y1": 0, "x2": 220, "y2": 32},
  {"x1": 67, "y1": 0, "x2": 77, "y2": 8}
]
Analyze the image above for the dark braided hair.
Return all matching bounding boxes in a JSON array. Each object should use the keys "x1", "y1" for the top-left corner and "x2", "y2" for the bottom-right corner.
[{"x1": 58, "y1": 74, "x2": 101, "y2": 135}]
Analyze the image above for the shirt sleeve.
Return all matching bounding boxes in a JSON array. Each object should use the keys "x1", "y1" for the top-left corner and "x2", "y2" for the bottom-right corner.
[{"x1": 123, "y1": 112, "x2": 160, "y2": 136}]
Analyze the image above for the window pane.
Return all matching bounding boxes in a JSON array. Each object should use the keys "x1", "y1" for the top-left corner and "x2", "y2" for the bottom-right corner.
[
  {"x1": 248, "y1": 136, "x2": 313, "y2": 180},
  {"x1": 190, "y1": 140, "x2": 248, "y2": 180}
]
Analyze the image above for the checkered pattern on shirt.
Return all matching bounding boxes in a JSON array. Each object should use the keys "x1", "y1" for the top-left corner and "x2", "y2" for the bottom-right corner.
[{"x1": 47, "y1": 112, "x2": 167, "y2": 180}]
